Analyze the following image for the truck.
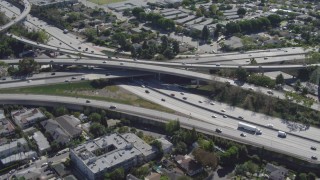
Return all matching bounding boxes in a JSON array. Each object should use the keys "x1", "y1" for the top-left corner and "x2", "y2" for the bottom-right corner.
[
  {"x1": 278, "y1": 131, "x2": 287, "y2": 138},
  {"x1": 238, "y1": 122, "x2": 262, "y2": 134}
]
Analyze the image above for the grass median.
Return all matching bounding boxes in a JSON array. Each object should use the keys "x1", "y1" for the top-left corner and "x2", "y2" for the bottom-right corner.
[{"x1": 0, "y1": 81, "x2": 174, "y2": 113}]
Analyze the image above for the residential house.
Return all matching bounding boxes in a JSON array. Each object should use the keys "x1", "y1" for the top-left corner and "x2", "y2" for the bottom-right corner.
[
  {"x1": 175, "y1": 155, "x2": 203, "y2": 176},
  {"x1": 265, "y1": 163, "x2": 288, "y2": 180},
  {"x1": 41, "y1": 115, "x2": 82, "y2": 145},
  {"x1": 11, "y1": 108, "x2": 46, "y2": 129},
  {"x1": 0, "y1": 118, "x2": 15, "y2": 137},
  {"x1": 156, "y1": 137, "x2": 173, "y2": 154},
  {"x1": 32, "y1": 131, "x2": 50, "y2": 155}
]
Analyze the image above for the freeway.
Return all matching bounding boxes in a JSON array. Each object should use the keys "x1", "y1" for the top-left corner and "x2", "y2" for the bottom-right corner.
[
  {"x1": 7, "y1": 35, "x2": 315, "y2": 71},
  {"x1": 1, "y1": 57, "x2": 317, "y2": 71},
  {"x1": 0, "y1": 94, "x2": 318, "y2": 164},
  {"x1": 0, "y1": 70, "x2": 151, "y2": 88},
  {"x1": 0, "y1": 0, "x2": 31, "y2": 32},
  {"x1": 1, "y1": 58, "x2": 319, "y2": 111},
  {"x1": 122, "y1": 79, "x2": 320, "y2": 142}
]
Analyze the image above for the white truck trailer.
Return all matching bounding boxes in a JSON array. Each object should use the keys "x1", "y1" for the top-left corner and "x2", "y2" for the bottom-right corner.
[
  {"x1": 238, "y1": 122, "x2": 262, "y2": 134},
  {"x1": 278, "y1": 131, "x2": 287, "y2": 138}
]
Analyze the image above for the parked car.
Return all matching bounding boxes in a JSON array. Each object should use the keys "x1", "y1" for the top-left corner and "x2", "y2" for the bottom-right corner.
[
  {"x1": 240, "y1": 133, "x2": 246, "y2": 137},
  {"x1": 216, "y1": 128, "x2": 222, "y2": 133}
]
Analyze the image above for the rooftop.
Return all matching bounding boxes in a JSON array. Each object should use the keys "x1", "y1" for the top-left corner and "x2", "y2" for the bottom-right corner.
[
  {"x1": 11, "y1": 108, "x2": 45, "y2": 127},
  {"x1": 32, "y1": 131, "x2": 50, "y2": 152},
  {"x1": 1, "y1": 151, "x2": 36, "y2": 165},
  {"x1": 0, "y1": 138, "x2": 27, "y2": 156},
  {"x1": 72, "y1": 133, "x2": 156, "y2": 174},
  {"x1": 0, "y1": 118, "x2": 15, "y2": 136}
]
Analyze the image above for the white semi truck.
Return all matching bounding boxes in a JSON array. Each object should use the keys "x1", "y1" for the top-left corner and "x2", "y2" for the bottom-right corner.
[
  {"x1": 278, "y1": 131, "x2": 287, "y2": 138},
  {"x1": 238, "y1": 122, "x2": 262, "y2": 134}
]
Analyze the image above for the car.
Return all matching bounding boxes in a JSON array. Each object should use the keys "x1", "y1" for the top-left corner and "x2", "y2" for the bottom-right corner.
[
  {"x1": 81, "y1": 77, "x2": 85, "y2": 80},
  {"x1": 311, "y1": 146, "x2": 317, "y2": 150},
  {"x1": 65, "y1": 79, "x2": 69, "y2": 82},
  {"x1": 72, "y1": 77, "x2": 77, "y2": 79},
  {"x1": 240, "y1": 133, "x2": 246, "y2": 137},
  {"x1": 221, "y1": 109, "x2": 226, "y2": 112},
  {"x1": 9, "y1": 169, "x2": 16, "y2": 174},
  {"x1": 161, "y1": 98, "x2": 165, "y2": 102},
  {"x1": 210, "y1": 102, "x2": 215, "y2": 105},
  {"x1": 103, "y1": 61, "x2": 107, "y2": 63},
  {"x1": 248, "y1": 87, "x2": 254, "y2": 91},
  {"x1": 182, "y1": 97, "x2": 187, "y2": 100},
  {"x1": 216, "y1": 64, "x2": 220, "y2": 66},
  {"x1": 145, "y1": 90, "x2": 150, "y2": 93},
  {"x1": 78, "y1": 47, "x2": 81, "y2": 49},
  {"x1": 51, "y1": 72, "x2": 56, "y2": 75},
  {"x1": 85, "y1": 48, "x2": 88, "y2": 51},
  {"x1": 170, "y1": 93, "x2": 175, "y2": 97},
  {"x1": 267, "y1": 124, "x2": 274, "y2": 128},
  {"x1": 182, "y1": 62, "x2": 186, "y2": 65},
  {"x1": 141, "y1": 85, "x2": 145, "y2": 88},
  {"x1": 41, "y1": 163, "x2": 48, "y2": 167},
  {"x1": 109, "y1": 105, "x2": 116, "y2": 109},
  {"x1": 2, "y1": 77, "x2": 6, "y2": 80},
  {"x1": 199, "y1": 100, "x2": 202, "y2": 103},
  {"x1": 223, "y1": 115, "x2": 228, "y2": 118},
  {"x1": 108, "y1": 56, "x2": 112, "y2": 59},
  {"x1": 311, "y1": 156, "x2": 317, "y2": 160},
  {"x1": 50, "y1": 60, "x2": 54, "y2": 63},
  {"x1": 216, "y1": 128, "x2": 222, "y2": 133},
  {"x1": 264, "y1": 57, "x2": 268, "y2": 60},
  {"x1": 267, "y1": 90, "x2": 273, "y2": 95},
  {"x1": 91, "y1": 51, "x2": 94, "y2": 53},
  {"x1": 86, "y1": 100, "x2": 90, "y2": 103},
  {"x1": 180, "y1": 92, "x2": 184, "y2": 95},
  {"x1": 105, "y1": 73, "x2": 111, "y2": 76},
  {"x1": 120, "y1": 62, "x2": 124, "y2": 65},
  {"x1": 116, "y1": 57, "x2": 119, "y2": 59},
  {"x1": 238, "y1": 116, "x2": 243, "y2": 119},
  {"x1": 212, "y1": 115, "x2": 217, "y2": 118},
  {"x1": 27, "y1": 80, "x2": 32, "y2": 83}
]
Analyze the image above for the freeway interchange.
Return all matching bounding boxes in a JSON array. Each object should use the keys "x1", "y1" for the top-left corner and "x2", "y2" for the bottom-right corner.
[{"x1": 0, "y1": 0, "x2": 320, "y2": 166}]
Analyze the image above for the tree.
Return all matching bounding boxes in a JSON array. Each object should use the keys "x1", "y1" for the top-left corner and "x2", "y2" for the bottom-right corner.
[
  {"x1": 237, "y1": 7, "x2": 247, "y2": 16},
  {"x1": 89, "y1": 113, "x2": 102, "y2": 123},
  {"x1": 89, "y1": 122, "x2": 106, "y2": 138},
  {"x1": 105, "y1": 168, "x2": 125, "y2": 180},
  {"x1": 267, "y1": 14, "x2": 281, "y2": 27},
  {"x1": 193, "y1": 148, "x2": 219, "y2": 169},
  {"x1": 297, "y1": 173, "x2": 307, "y2": 180},
  {"x1": 132, "y1": 166, "x2": 150, "y2": 179},
  {"x1": 175, "y1": 141, "x2": 187, "y2": 154},
  {"x1": 307, "y1": 172, "x2": 317, "y2": 180},
  {"x1": 236, "y1": 68, "x2": 248, "y2": 81},
  {"x1": 172, "y1": 40, "x2": 180, "y2": 55},
  {"x1": 202, "y1": 25, "x2": 210, "y2": 41},
  {"x1": 295, "y1": 79, "x2": 301, "y2": 91},
  {"x1": 275, "y1": 73, "x2": 284, "y2": 85},
  {"x1": 132, "y1": 7, "x2": 145, "y2": 18},
  {"x1": 54, "y1": 106, "x2": 68, "y2": 116},
  {"x1": 301, "y1": 87, "x2": 308, "y2": 96},
  {"x1": 165, "y1": 120, "x2": 180, "y2": 135},
  {"x1": 18, "y1": 58, "x2": 39, "y2": 75}
]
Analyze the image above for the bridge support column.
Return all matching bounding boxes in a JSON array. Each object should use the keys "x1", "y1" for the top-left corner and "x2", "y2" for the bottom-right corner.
[
  {"x1": 158, "y1": 73, "x2": 161, "y2": 81},
  {"x1": 196, "y1": 79, "x2": 199, "y2": 86}
]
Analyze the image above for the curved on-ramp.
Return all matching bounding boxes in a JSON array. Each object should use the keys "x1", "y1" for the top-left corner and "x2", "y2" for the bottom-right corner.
[{"x1": 0, "y1": 0, "x2": 31, "y2": 32}]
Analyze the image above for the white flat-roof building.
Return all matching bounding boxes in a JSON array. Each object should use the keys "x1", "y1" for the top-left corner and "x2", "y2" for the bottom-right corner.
[
  {"x1": 70, "y1": 133, "x2": 157, "y2": 180},
  {"x1": 32, "y1": 131, "x2": 50, "y2": 154},
  {"x1": 0, "y1": 138, "x2": 28, "y2": 158},
  {"x1": 11, "y1": 108, "x2": 46, "y2": 129}
]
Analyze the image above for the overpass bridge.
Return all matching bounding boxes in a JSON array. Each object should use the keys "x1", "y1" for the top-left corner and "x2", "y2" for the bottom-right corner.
[{"x1": 0, "y1": 0, "x2": 31, "y2": 32}]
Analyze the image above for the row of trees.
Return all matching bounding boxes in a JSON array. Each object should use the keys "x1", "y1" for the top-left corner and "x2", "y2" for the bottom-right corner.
[
  {"x1": 131, "y1": 36, "x2": 179, "y2": 59},
  {"x1": 226, "y1": 14, "x2": 281, "y2": 35},
  {"x1": 132, "y1": 7, "x2": 175, "y2": 31},
  {"x1": 8, "y1": 58, "x2": 40, "y2": 76}
]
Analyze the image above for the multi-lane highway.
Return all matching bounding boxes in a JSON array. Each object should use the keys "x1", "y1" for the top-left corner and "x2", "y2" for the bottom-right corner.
[
  {"x1": 2, "y1": 58, "x2": 319, "y2": 111},
  {"x1": 0, "y1": 94, "x2": 318, "y2": 164}
]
